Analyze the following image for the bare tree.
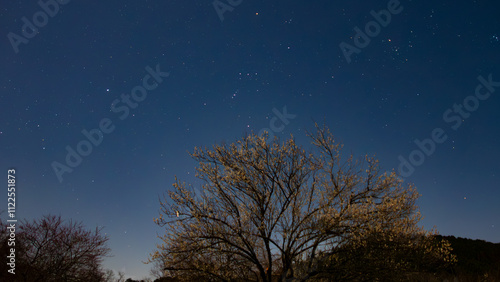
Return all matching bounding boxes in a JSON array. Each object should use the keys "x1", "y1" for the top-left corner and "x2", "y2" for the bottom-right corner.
[
  {"x1": 117, "y1": 271, "x2": 126, "y2": 282},
  {"x1": 103, "y1": 269, "x2": 116, "y2": 282},
  {"x1": 8, "y1": 214, "x2": 111, "y2": 281},
  {"x1": 149, "y1": 125, "x2": 454, "y2": 281}
]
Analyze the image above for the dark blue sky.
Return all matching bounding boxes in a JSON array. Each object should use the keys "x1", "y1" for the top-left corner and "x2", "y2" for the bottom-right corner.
[{"x1": 1, "y1": 0, "x2": 499, "y2": 279}]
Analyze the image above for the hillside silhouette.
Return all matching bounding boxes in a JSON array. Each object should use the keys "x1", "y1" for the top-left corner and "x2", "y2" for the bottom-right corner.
[{"x1": 434, "y1": 235, "x2": 500, "y2": 281}]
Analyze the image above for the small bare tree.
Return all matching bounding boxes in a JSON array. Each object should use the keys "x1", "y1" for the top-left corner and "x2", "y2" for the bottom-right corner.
[
  {"x1": 102, "y1": 269, "x2": 116, "y2": 282},
  {"x1": 11, "y1": 215, "x2": 111, "y2": 281},
  {"x1": 149, "y1": 125, "x2": 454, "y2": 281},
  {"x1": 117, "y1": 271, "x2": 126, "y2": 282}
]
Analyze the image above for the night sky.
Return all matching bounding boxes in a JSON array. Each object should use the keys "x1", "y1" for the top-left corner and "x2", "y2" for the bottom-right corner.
[{"x1": 1, "y1": 0, "x2": 499, "y2": 279}]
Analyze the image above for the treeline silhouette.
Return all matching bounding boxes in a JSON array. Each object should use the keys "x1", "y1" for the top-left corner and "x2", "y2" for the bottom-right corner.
[
  {"x1": 150, "y1": 235, "x2": 500, "y2": 281},
  {"x1": 433, "y1": 235, "x2": 500, "y2": 281},
  {"x1": 1, "y1": 215, "x2": 498, "y2": 281}
]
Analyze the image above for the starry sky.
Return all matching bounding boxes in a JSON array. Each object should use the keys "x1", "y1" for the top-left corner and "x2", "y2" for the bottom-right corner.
[{"x1": 1, "y1": 0, "x2": 499, "y2": 279}]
